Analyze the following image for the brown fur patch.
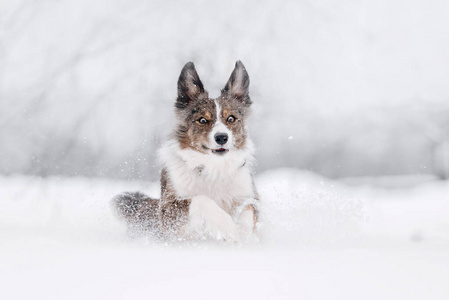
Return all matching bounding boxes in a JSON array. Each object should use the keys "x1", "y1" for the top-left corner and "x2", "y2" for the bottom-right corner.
[
  {"x1": 242, "y1": 204, "x2": 259, "y2": 232},
  {"x1": 159, "y1": 168, "x2": 191, "y2": 237},
  {"x1": 176, "y1": 96, "x2": 217, "y2": 152}
]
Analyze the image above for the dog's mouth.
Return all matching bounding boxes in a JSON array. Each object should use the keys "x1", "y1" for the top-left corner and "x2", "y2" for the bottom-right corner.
[
  {"x1": 201, "y1": 145, "x2": 229, "y2": 155},
  {"x1": 212, "y1": 148, "x2": 229, "y2": 155}
]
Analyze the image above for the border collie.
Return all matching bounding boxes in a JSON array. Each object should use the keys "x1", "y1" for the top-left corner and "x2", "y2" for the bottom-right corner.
[{"x1": 114, "y1": 61, "x2": 259, "y2": 242}]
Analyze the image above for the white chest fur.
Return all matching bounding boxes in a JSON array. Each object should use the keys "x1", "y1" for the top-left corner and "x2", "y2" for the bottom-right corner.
[{"x1": 159, "y1": 140, "x2": 255, "y2": 212}]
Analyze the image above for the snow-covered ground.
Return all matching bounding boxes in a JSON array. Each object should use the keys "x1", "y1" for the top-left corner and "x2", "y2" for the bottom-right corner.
[{"x1": 1, "y1": 169, "x2": 448, "y2": 299}]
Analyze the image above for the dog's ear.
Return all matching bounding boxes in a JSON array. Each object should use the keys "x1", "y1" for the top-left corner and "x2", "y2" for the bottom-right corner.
[
  {"x1": 221, "y1": 61, "x2": 251, "y2": 106},
  {"x1": 176, "y1": 62, "x2": 205, "y2": 109}
]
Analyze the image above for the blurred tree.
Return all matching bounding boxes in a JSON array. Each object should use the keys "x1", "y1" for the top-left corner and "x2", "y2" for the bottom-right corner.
[{"x1": 404, "y1": 101, "x2": 449, "y2": 180}]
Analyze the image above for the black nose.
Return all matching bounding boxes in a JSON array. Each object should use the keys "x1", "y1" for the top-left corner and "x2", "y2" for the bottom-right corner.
[{"x1": 214, "y1": 133, "x2": 228, "y2": 145}]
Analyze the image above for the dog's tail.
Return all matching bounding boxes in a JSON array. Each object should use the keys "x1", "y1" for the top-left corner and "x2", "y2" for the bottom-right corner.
[{"x1": 113, "y1": 192, "x2": 160, "y2": 230}]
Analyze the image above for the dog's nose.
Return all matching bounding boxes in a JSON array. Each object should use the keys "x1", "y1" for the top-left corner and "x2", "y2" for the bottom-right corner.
[{"x1": 214, "y1": 133, "x2": 228, "y2": 145}]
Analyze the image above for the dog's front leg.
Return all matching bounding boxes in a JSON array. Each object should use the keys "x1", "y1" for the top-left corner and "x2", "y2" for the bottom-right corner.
[
  {"x1": 188, "y1": 195, "x2": 239, "y2": 242},
  {"x1": 235, "y1": 201, "x2": 259, "y2": 241}
]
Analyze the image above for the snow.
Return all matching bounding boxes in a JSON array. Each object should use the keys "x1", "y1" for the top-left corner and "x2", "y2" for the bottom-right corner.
[
  {"x1": 1, "y1": 1, "x2": 448, "y2": 298},
  {"x1": 1, "y1": 169, "x2": 448, "y2": 299}
]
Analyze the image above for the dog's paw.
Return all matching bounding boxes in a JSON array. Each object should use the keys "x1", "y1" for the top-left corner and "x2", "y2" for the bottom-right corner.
[
  {"x1": 236, "y1": 206, "x2": 260, "y2": 243},
  {"x1": 206, "y1": 210, "x2": 240, "y2": 242},
  {"x1": 189, "y1": 195, "x2": 240, "y2": 242},
  {"x1": 237, "y1": 206, "x2": 256, "y2": 233}
]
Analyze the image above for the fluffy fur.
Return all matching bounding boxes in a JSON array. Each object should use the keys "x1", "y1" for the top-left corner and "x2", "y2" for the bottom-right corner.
[{"x1": 114, "y1": 61, "x2": 259, "y2": 242}]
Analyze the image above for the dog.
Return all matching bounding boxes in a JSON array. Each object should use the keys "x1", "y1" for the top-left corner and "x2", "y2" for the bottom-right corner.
[{"x1": 113, "y1": 61, "x2": 259, "y2": 242}]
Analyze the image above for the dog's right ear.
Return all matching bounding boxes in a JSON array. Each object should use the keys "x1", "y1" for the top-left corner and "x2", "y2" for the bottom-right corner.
[{"x1": 176, "y1": 62, "x2": 205, "y2": 109}]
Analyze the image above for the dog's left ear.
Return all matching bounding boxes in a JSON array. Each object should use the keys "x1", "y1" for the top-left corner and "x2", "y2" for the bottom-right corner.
[{"x1": 222, "y1": 61, "x2": 251, "y2": 106}]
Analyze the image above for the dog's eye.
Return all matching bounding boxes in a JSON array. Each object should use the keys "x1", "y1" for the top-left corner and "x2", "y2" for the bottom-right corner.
[
  {"x1": 198, "y1": 117, "x2": 208, "y2": 124},
  {"x1": 227, "y1": 115, "x2": 236, "y2": 123}
]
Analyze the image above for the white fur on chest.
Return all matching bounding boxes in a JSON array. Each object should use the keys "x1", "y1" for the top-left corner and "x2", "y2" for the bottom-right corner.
[{"x1": 159, "y1": 140, "x2": 255, "y2": 211}]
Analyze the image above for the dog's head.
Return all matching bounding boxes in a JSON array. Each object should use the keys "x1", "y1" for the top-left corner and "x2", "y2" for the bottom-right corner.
[{"x1": 175, "y1": 61, "x2": 252, "y2": 156}]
